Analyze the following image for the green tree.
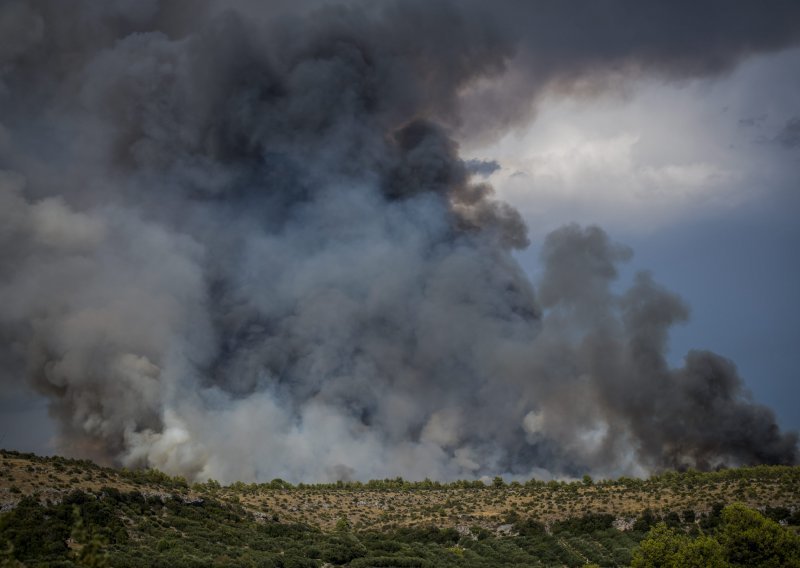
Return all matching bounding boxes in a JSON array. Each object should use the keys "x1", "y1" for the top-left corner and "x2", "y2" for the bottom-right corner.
[
  {"x1": 719, "y1": 503, "x2": 800, "y2": 568},
  {"x1": 673, "y1": 535, "x2": 726, "y2": 568},
  {"x1": 335, "y1": 515, "x2": 352, "y2": 533},
  {"x1": 631, "y1": 523, "x2": 687, "y2": 568},
  {"x1": 0, "y1": 542, "x2": 25, "y2": 568},
  {"x1": 633, "y1": 504, "x2": 800, "y2": 568},
  {"x1": 71, "y1": 507, "x2": 109, "y2": 568}
]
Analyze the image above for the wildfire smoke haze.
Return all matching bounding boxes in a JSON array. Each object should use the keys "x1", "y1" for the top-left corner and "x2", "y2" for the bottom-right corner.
[{"x1": 0, "y1": 0, "x2": 797, "y2": 483}]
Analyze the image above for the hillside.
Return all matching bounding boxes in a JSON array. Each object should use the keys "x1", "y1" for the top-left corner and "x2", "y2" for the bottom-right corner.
[{"x1": 1, "y1": 450, "x2": 799, "y2": 567}]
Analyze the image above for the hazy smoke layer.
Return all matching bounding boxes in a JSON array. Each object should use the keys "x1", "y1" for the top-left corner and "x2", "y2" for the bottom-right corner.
[{"x1": 0, "y1": 0, "x2": 797, "y2": 482}]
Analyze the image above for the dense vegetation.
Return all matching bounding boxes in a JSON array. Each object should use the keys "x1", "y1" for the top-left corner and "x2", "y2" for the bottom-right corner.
[
  {"x1": 631, "y1": 503, "x2": 800, "y2": 567},
  {"x1": 1, "y1": 451, "x2": 799, "y2": 567}
]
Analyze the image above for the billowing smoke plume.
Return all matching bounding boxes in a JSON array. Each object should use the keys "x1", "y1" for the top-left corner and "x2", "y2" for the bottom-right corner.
[{"x1": 0, "y1": 0, "x2": 797, "y2": 482}]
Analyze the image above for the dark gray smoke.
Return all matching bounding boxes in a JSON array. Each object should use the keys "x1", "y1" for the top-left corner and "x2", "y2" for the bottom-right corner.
[{"x1": 0, "y1": 0, "x2": 797, "y2": 482}]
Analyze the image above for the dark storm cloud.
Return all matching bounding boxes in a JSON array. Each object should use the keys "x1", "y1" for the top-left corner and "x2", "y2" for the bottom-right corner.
[
  {"x1": 0, "y1": 0, "x2": 797, "y2": 481},
  {"x1": 455, "y1": 0, "x2": 800, "y2": 139}
]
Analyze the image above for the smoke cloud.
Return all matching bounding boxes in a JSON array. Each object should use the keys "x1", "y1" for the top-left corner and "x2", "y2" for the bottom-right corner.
[{"x1": 0, "y1": 0, "x2": 797, "y2": 482}]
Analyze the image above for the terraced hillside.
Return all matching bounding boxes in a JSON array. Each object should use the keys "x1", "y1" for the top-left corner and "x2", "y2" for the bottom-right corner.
[{"x1": 1, "y1": 450, "x2": 799, "y2": 567}]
